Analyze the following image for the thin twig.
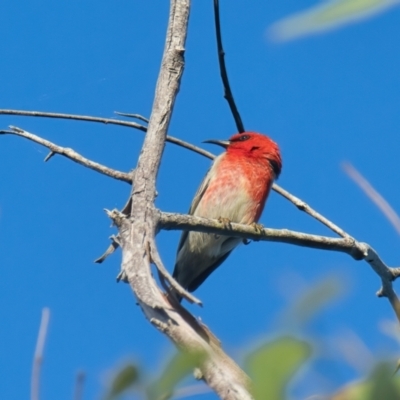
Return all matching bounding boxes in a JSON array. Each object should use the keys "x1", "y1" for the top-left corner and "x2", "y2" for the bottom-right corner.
[
  {"x1": 94, "y1": 235, "x2": 121, "y2": 264},
  {"x1": 31, "y1": 308, "x2": 50, "y2": 400},
  {"x1": 149, "y1": 238, "x2": 202, "y2": 305},
  {"x1": 0, "y1": 126, "x2": 132, "y2": 183},
  {"x1": 272, "y1": 183, "x2": 350, "y2": 238},
  {"x1": 114, "y1": 111, "x2": 149, "y2": 123},
  {"x1": 0, "y1": 109, "x2": 147, "y2": 131},
  {"x1": 0, "y1": 109, "x2": 214, "y2": 160},
  {"x1": 213, "y1": 0, "x2": 245, "y2": 133},
  {"x1": 343, "y1": 162, "x2": 400, "y2": 236}
]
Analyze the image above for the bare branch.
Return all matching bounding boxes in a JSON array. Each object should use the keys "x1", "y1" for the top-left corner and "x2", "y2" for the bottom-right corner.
[
  {"x1": 94, "y1": 235, "x2": 121, "y2": 264},
  {"x1": 0, "y1": 108, "x2": 215, "y2": 161},
  {"x1": 158, "y1": 211, "x2": 400, "y2": 323},
  {"x1": 31, "y1": 308, "x2": 50, "y2": 400},
  {"x1": 0, "y1": 126, "x2": 132, "y2": 183},
  {"x1": 343, "y1": 162, "x2": 400, "y2": 235},
  {"x1": 149, "y1": 239, "x2": 202, "y2": 305},
  {"x1": 111, "y1": 0, "x2": 253, "y2": 397},
  {"x1": 159, "y1": 211, "x2": 364, "y2": 258},
  {"x1": 366, "y1": 247, "x2": 400, "y2": 323},
  {"x1": 0, "y1": 109, "x2": 147, "y2": 131},
  {"x1": 213, "y1": 0, "x2": 245, "y2": 133}
]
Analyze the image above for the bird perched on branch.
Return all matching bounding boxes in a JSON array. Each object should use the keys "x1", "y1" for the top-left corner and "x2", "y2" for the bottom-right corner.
[{"x1": 172, "y1": 132, "x2": 282, "y2": 301}]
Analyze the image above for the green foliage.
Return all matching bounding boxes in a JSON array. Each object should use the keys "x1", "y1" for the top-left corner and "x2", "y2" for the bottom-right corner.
[
  {"x1": 105, "y1": 364, "x2": 139, "y2": 400},
  {"x1": 147, "y1": 351, "x2": 206, "y2": 400},
  {"x1": 332, "y1": 363, "x2": 400, "y2": 399},
  {"x1": 269, "y1": 0, "x2": 400, "y2": 41},
  {"x1": 245, "y1": 336, "x2": 312, "y2": 400}
]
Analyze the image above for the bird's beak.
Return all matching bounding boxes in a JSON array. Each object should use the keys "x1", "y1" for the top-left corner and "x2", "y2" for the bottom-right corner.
[{"x1": 202, "y1": 139, "x2": 231, "y2": 149}]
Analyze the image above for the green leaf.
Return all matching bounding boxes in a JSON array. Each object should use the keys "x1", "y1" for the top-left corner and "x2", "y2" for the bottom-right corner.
[
  {"x1": 245, "y1": 336, "x2": 311, "y2": 400},
  {"x1": 269, "y1": 0, "x2": 400, "y2": 41},
  {"x1": 147, "y1": 351, "x2": 206, "y2": 400},
  {"x1": 367, "y1": 363, "x2": 400, "y2": 400},
  {"x1": 106, "y1": 364, "x2": 139, "y2": 400}
]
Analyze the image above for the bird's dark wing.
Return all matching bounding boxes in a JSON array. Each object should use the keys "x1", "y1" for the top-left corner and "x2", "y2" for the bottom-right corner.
[{"x1": 186, "y1": 244, "x2": 235, "y2": 293}]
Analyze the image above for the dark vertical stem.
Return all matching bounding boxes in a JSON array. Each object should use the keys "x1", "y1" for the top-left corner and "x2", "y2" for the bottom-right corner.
[{"x1": 213, "y1": 0, "x2": 245, "y2": 133}]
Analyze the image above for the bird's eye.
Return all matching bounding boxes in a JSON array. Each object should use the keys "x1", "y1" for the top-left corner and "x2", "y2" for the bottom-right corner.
[{"x1": 234, "y1": 135, "x2": 250, "y2": 142}]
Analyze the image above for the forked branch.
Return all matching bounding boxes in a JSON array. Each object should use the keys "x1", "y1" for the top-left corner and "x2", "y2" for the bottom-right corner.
[{"x1": 158, "y1": 211, "x2": 400, "y2": 323}]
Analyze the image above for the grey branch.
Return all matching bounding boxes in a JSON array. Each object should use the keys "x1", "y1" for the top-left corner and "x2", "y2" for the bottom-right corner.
[
  {"x1": 0, "y1": 109, "x2": 147, "y2": 131},
  {"x1": 0, "y1": 108, "x2": 214, "y2": 160},
  {"x1": 159, "y1": 212, "x2": 363, "y2": 258},
  {"x1": 158, "y1": 211, "x2": 400, "y2": 324},
  {"x1": 149, "y1": 240, "x2": 203, "y2": 305},
  {"x1": 0, "y1": 126, "x2": 132, "y2": 183}
]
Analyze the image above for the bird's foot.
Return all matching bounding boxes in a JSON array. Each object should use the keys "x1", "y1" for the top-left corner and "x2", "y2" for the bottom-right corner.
[
  {"x1": 215, "y1": 217, "x2": 232, "y2": 239},
  {"x1": 218, "y1": 217, "x2": 232, "y2": 230},
  {"x1": 243, "y1": 238, "x2": 251, "y2": 245},
  {"x1": 251, "y1": 222, "x2": 264, "y2": 234}
]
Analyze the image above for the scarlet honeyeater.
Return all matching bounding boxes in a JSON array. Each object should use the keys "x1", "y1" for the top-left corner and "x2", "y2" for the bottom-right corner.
[{"x1": 172, "y1": 132, "x2": 282, "y2": 300}]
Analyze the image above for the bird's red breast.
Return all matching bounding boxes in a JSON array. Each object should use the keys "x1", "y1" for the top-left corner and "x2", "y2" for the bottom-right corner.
[{"x1": 197, "y1": 132, "x2": 281, "y2": 223}]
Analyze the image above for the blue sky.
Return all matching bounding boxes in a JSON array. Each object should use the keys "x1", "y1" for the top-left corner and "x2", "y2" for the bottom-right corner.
[{"x1": 1, "y1": 0, "x2": 400, "y2": 399}]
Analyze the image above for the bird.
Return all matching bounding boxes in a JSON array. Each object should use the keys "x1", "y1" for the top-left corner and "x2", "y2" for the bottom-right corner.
[{"x1": 171, "y1": 131, "x2": 282, "y2": 301}]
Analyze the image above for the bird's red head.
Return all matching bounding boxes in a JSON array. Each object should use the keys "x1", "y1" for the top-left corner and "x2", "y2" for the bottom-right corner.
[{"x1": 205, "y1": 132, "x2": 282, "y2": 178}]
